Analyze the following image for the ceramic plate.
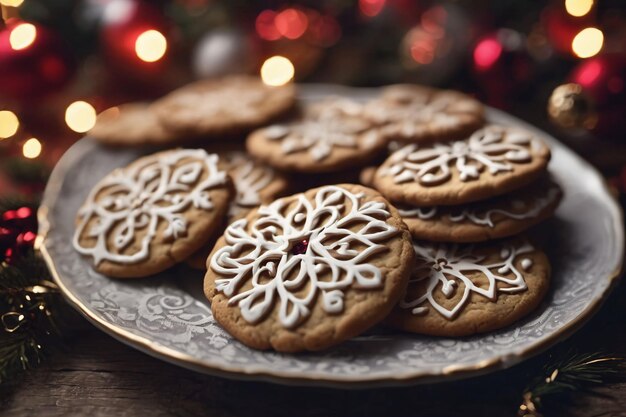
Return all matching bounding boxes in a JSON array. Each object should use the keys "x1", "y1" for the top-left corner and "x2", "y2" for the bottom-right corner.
[{"x1": 39, "y1": 86, "x2": 624, "y2": 388}]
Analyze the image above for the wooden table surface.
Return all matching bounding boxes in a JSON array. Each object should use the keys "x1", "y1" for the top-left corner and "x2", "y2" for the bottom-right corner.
[{"x1": 1, "y1": 270, "x2": 625, "y2": 417}]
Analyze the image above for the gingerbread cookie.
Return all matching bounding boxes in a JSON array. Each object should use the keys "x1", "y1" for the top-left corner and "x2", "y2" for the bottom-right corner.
[
  {"x1": 204, "y1": 184, "x2": 414, "y2": 352},
  {"x1": 363, "y1": 84, "x2": 484, "y2": 143},
  {"x1": 246, "y1": 97, "x2": 387, "y2": 173},
  {"x1": 90, "y1": 103, "x2": 178, "y2": 147},
  {"x1": 152, "y1": 75, "x2": 296, "y2": 137},
  {"x1": 386, "y1": 239, "x2": 550, "y2": 336},
  {"x1": 373, "y1": 125, "x2": 551, "y2": 206},
  {"x1": 219, "y1": 151, "x2": 290, "y2": 221},
  {"x1": 185, "y1": 151, "x2": 290, "y2": 270},
  {"x1": 398, "y1": 177, "x2": 562, "y2": 242},
  {"x1": 73, "y1": 149, "x2": 233, "y2": 278},
  {"x1": 359, "y1": 166, "x2": 378, "y2": 188}
]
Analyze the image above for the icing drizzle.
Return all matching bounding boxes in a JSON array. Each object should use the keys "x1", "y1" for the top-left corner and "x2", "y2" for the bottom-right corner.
[
  {"x1": 381, "y1": 126, "x2": 537, "y2": 185},
  {"x1": 264, "y1": 99, "x2": 378, "y2": 161},
  {"x1": 399, "y1": 241, "x2": 534, "y2": 320},
  {"x1": 398, "y1": 185, "x2": 561, "y2": 228},
  {"x1": 221, "y1": 152, "x2": 277, "y2": 219},
  {"x1": 210, "y1": 185, "x2": 398, "y2": 328},
  {"x1": 363, "y1": 88, "x2": 482, "y2": 138},
  {"x1": 73, "y1": 149, "x2": 228, "y2": 265}
]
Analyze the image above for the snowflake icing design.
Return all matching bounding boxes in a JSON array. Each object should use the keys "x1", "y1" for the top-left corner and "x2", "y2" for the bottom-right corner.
[
  {"x1": 382, "y1": 126, "x2": 536, "y2": 185},
  {"x1": 210, "y1": 185, "x2": 399, "y2": 328},
  {"x1": 366, "y1": 93, "x2": 463, "y2": 136},
  {"x1": 264, "y1": 100, "x2": 378, "y2": 161},
  {"x1": 73, "y1": 149, "x2": 228, "y2": 265},
  {"x1": 400, "y1": 242, "x2": 534, "y2": 320}
]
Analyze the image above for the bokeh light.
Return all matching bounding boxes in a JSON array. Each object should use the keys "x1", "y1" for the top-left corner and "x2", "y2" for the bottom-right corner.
[
  {"x1": 135, "y1": 30, "x2": 167, "y2": 62},
  {"x1": 256, "y1": 10, "x2": 281, "y2": 41},
  {"x1": 0, "y1": 0, "x2": 25, "y2": 6},
  {"x1": 0, "y1": 111, "x2": 19, "y2": 139},
  {"x1": 261, "y1": 56, "x2": 294, "y2": 86},
  {"x1": 22, "y1": 138, "x2": 42, "y2": 159},
  {"x1": 565, "y1": 0, "x2": 594, "y2": 17},
  {"x1": 9, "y1": 23, "x2": 37, "y2": 51},
  {"x1": 359, "y1": 0, "x2": 386, "y2": 17},
  {"x1": 572, "y1": 27, "x2": 603, "y2": 58},
  {"x1": 65, "y1": 101, "x2": 97, "y2": 133},
  {"x1": 274, "y1": 8, "x2": 308, "y2": 40},
  {"x1": 473, "y1": 37, "x2": 502, "y2": 70}
]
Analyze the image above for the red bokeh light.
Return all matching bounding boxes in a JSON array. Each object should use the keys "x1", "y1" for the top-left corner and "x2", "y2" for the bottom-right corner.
[
  {"x1": 275, "y1": 8, "x2": 308, "y2": 40},
  {"x1": 574, "y1": 60, "x2": 602, "y2": 87},
  {"x1": 359, "y1": 0, "x2": 386, "y2": 17},
  {"x1": 473, "y1": 37, "x2": 502, "y2": 70},
  {"x1": 256, "y1": 10, "x2": 281, "y2": 41}
]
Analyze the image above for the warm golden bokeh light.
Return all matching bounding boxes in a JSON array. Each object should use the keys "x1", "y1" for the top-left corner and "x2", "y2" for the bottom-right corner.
[
  {"x1": 22, "y1": 138, "x2": 42, "y2": 159},
  {"x1": 9, "y1": 23, "x2": 37, "y2": 51},
  {"x1": 260, "y1": 56, "x2": 294, "y2": 86},
  {"x1": 565, "y1": 0, "x2": 593, "y2": 17},
  {"x1": 65, "y1": 101, "x2": 97, "y2": 133},
  {"x1": 135, "y1": 30, "x2": 168, "y2": 63},
  {"x1": 0, "y1": 0, "x2": 25, "y2": 6},
  {"x1": 572, "y1": 27, "x2": 604, "y2": 58},
  {"x1": 0, "y1": 110, "x2": 19, "y2": 139}
]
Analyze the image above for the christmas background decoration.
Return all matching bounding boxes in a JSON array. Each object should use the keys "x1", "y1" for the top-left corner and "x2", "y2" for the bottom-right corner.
[{"x1": 1, "y1": 0, "x2": 625, "y2": 414}]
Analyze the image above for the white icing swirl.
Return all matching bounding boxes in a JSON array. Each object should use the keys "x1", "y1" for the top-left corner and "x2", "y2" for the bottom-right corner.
[
  {"x1": 210, "y1": 185, "x2": 398, "y2": 329},
  {"x1": 73, "y1": 149, "x2": 228, "y2": 265},
  {"x1": 265, "y1": 99, "x2": 377, "y2": 161},
  {"x1": 400, "y1": 241, "x2": 534, "y2": 320},
  {"x1": 381, "y1": 126, "x2": 539, "y2": 185}
]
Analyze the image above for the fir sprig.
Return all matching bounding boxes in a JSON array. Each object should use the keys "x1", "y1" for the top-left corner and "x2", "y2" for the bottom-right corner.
[
  {"x1": 520, "y1": 351, "x2": 626, "y2": 416},
  {"x1": 0, "y1": 253, "x2": 67, "y2": 385}
]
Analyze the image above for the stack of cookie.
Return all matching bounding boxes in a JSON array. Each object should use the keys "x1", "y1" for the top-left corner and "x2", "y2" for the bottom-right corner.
[{"x1": 73, "y1": 78, "x2": 562, "y2": 353}]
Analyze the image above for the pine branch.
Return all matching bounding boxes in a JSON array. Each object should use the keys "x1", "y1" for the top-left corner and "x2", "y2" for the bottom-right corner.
[
  {"x1": 0, "y1": 252, "x2": 68, "y2": 385},
  {"x1": 520, "y1": 351, "x2": 626, "y2": 416}
]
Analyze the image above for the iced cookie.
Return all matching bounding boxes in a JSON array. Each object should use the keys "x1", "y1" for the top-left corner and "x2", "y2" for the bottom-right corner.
[
  {"x1": 73, "y1": 149, "x2": 233, "y2": 278},
  {"x1": 152, "y1": 75, "x2": 296, "y2": 137},
  {"x1": 246, "y1": 97, "x2": 387, "y2": 173},
  {"x1": 363, "y1": 84, "x2": 485, "y2": 143},
  {"x1": 359, "y1": 166, "x2": 378, "y2": 187},
  {"x1": 204, "y1": 184, "x2": 414, "y2": 352},
  {"x1": 398, "y1": 177, "x2": 562, "y2": 242},
  {"x1": 373, "y1": 125, "x2": 551, "y2": 206},
  {"x1": 386, "y1": 239, "x2": 550, "y2": 336},
  {"x1": 90, "y1": 103, "x2": 178, "y2": 147},
  {"x1": 185, "y1": 151, "x2": 290, "y2": 270}
]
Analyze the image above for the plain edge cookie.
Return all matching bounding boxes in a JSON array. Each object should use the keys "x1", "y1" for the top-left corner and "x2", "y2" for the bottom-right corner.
[
  {"x1": 203, "y1": 183, "x2": 416, "y2": 352},
  {"x1": 385, "y1": 242, "x2": 551, "y2": 337},
  {"x1": 152, "y1": 76, "x2": 297, "y2": 137},
  {"x1": 89, "y1": 103, "x2": 180, "y2": 147}
]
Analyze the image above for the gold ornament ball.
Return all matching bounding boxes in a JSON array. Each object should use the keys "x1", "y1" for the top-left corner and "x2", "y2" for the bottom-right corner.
[{"x1": 547, "y1": 83, "x2": 597, "y2": 130}]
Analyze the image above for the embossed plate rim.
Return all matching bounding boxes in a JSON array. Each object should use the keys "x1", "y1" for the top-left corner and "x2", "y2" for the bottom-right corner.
[{"x1": 38, "y1": 85, "x2": 624, "y2": 387}]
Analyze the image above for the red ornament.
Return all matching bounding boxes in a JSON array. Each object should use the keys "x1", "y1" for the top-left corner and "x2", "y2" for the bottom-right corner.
[
  {"x1": 0, "y1": 20, "x2": 75, "y2": 100},
  {"x1": 100, "y1": 0, "x2": 172, "y2": 87},
  {"x1": 0, "y1": 206, "x2": 37, "y2": 263},
  {"x1": 472, "y1": 29, "x2": 534, "y2": 108}
]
